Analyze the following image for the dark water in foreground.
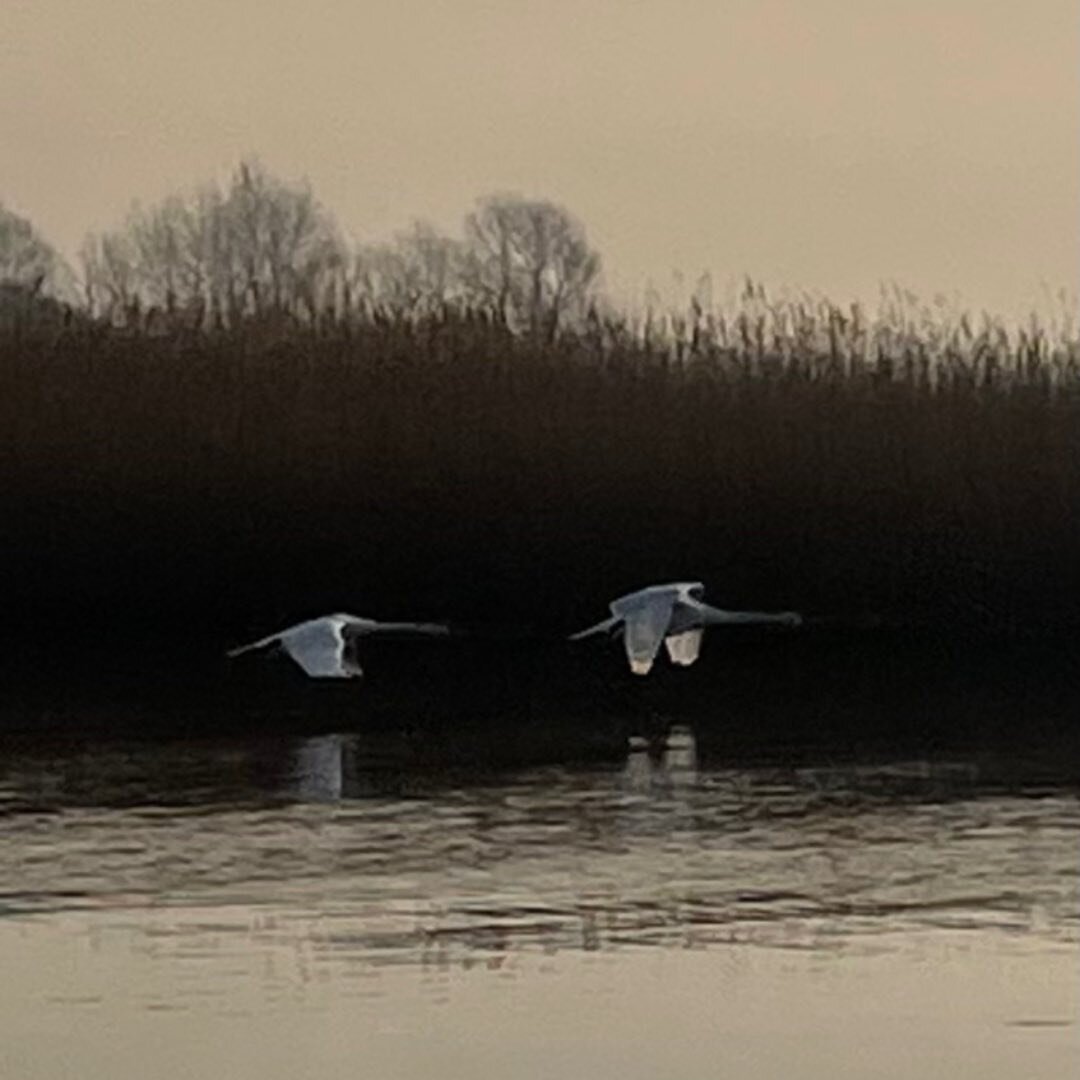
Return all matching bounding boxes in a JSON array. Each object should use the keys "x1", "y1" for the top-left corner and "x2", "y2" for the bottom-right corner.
[{"x1": 0, "y1": 721, "x2": 1077, "y2": 1079}]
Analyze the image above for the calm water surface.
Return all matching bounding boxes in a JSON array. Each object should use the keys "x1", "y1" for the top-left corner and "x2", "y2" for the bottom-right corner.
[{"x1": 0, "y1": 724, "x2": 1076, "y2": 1078}]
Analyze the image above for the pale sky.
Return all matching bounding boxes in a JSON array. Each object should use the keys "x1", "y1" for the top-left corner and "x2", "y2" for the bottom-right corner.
[{"x1": 3, "y1": 0, "x2": 1078, "y2": 317}]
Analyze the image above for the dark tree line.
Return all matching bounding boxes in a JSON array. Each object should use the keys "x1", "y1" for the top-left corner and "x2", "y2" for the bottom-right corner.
[
  {"x1": 1, "y1": 160, "x2": 602, "y2": 339},
  {"x1": 2, "y1": 165, "x2": 1080, "y2": 655}
]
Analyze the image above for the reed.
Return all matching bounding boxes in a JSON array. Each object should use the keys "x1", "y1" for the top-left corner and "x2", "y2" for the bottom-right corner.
[{"x1": 2, "y1": 284, "x2": 1078, "y2": 655}]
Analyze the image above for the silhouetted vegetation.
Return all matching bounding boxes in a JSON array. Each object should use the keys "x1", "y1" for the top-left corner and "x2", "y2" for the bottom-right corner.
[
  {"x1": 74, "y1": 161, "x2": 602, "y2": 340},
  {"x1": 2, "y1": 274, "x2": 1078, "y2": 660},
  {"x1": 2, "y1": 161, "x2": 1078, "y2": 664}
]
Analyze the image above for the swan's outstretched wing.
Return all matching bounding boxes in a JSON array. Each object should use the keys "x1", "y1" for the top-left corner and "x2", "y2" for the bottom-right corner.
[
  {"x1": 568, "y1": 615, "x2": 621, "y2": 641},
  {"x1": 229, "y1": 617, "x2": 361, "y2": 678},
  {"x1": 365, "y1": 620, "x2": 451, "y2": 637},
  {"x1": 664, "y1": 627, "x2": 704, "y2": 666},
  {"x1": 618, "y1": 591, "x2": 678, "y2": 675},
  {"x1": 691, "y1": 602, "x2": 802, "y2": 627},
  {"x1": 226, "y1": 631, "x2": 287, "y2": 658}
]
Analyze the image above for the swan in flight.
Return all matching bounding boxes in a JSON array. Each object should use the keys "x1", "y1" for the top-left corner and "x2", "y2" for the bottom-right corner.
[
  {"x1": 227, "y1": 613, "x2": 450, "y2": 678},
  {"x1": 570, "y1": 582, "x2": 801, "y2": 675}
]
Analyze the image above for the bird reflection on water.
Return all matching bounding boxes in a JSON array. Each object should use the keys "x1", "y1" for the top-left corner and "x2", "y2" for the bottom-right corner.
[
  {"x1": 260, "y1": 723, "x2": 1079, "y2": 960},
  {"x1": 287, "y1": 724, "x2": 701, "y2": 804},
  {"x1": 620, "y1": 725, "x2": 698, "y2": 794},
  {"x1": 0, "y1": 687, "x2": 1075, "y2": 1080},
  {"x1": 291, "y1": 733, "x2": 349, "y2": 802},
  {"x1": 0, "y1": 723, "x2": 1076, "y2": 955}
]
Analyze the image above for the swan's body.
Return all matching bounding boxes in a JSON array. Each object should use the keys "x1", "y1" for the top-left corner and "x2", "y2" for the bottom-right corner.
[
  {"x1": 227, "y1": 613, "x2": 449, "y2": 679},
  {"x1": 570, "y1": 582, "x2": 801, "y2": 675}
]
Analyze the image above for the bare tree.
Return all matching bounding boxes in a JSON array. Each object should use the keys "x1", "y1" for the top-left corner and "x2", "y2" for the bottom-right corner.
[
  {"x1": 79, "y1": 232, "x2": 139, "y2": 319},
  {"x1": 463, "y1": 194, "x2": 601, "y2": 336},
  {"x1": 224, "y1": 159, "x2": 346, "y2": 319},
  {"x1": 0, "y1": 202, "x2": 75, "y2": 299},
  {"x1": 125, "y1": 197, "x2": 187, "y2": 311},
  {"x1": 353, "y1": 221, "x2": 467, "y2": 317},
  {"x1": 78, "y1": 159, "x2": 346, "y2": 328},
  {"x1": 399, "y1": 221, "x2": 467, "y2": 310},
  {"x1": 72, "y1": 173, "x2": 605, "y2": 335}
]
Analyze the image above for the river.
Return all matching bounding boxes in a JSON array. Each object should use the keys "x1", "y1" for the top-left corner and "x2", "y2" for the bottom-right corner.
[{"x1": 0, "y1": 722, "x2": 1076, "y2": 1078}]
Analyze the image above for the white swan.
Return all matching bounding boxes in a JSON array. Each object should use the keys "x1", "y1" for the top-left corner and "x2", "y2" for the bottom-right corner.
[
  {"x1": 227, "y1": 613, "x2": 449, "y2": 678},
  {"x1": 570, "y1": 582, "x2": 801, "y2": 675}
]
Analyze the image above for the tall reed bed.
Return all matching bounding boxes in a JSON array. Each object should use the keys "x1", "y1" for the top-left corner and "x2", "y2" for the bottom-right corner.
[{"x1": 1, "y1": 285, "x2": 1078, "y2": 651}]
